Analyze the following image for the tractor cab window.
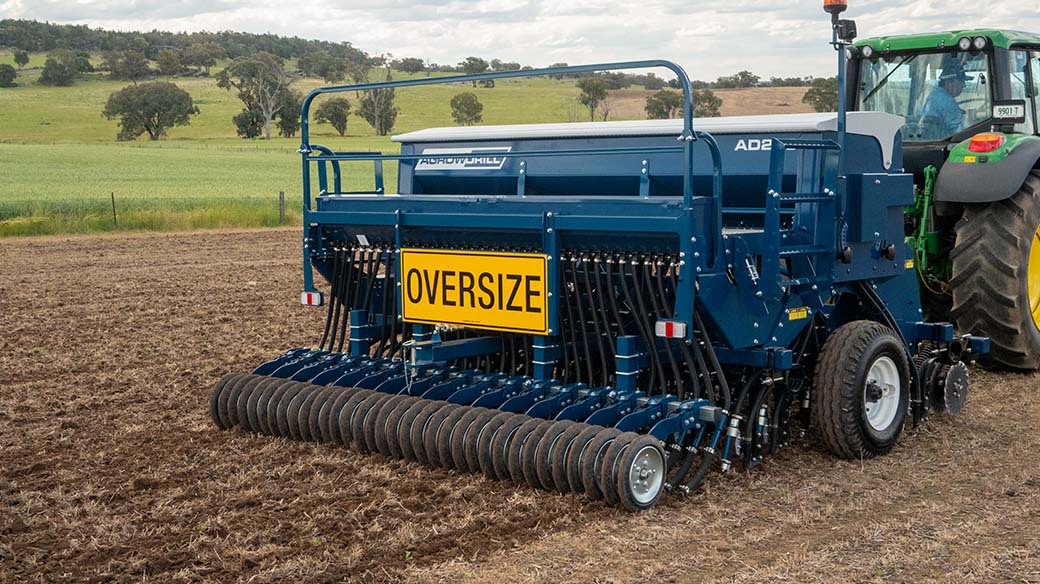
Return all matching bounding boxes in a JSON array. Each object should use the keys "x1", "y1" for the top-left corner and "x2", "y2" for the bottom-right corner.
[
  {"x1": 1008, "y1": 50, "x2": 1036, "y2": 134},
  {"x1": 858, "y1": 51, "x2": 991, "y2": 142}
]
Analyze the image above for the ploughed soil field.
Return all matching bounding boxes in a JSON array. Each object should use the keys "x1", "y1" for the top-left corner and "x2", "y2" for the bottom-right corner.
[{"x1": 2, "y1": 229, "x2": 1040, "y2": 583}]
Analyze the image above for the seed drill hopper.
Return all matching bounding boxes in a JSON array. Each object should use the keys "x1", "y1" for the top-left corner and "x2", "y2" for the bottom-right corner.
[{"x1": 210, "y1": 3, "x2": 988, "y2": 511}]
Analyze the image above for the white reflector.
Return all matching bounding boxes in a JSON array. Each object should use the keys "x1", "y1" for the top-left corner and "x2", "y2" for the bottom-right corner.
[
  {"x1": 655, "y1": 320, "x2": 687, "y2": 338},
  {"x1": 300, "y1": 291, "x2": 324, "y2": 306}
]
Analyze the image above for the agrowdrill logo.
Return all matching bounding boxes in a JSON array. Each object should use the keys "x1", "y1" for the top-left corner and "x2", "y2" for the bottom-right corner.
[{"x1": 415, "y1": 147, "x2": 512, "y2": 171}]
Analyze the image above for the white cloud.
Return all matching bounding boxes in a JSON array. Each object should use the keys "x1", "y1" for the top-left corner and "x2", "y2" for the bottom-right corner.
[{"x1": 6, "y1": 0, "x2": 1039, "y2": 79}]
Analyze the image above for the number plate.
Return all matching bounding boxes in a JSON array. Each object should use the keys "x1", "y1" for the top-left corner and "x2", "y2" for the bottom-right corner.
[
  {"x1": 992, "y1": 100, "x2": 1026, "y2": 123},
  {"x1": 400, "y1": 249, "x2": 549, "y2": 334}
]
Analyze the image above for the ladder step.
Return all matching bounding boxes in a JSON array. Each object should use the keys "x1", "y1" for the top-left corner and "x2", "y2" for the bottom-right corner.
[{"x1": 779, "y1": 245, "x2": 832, "y2": 257}]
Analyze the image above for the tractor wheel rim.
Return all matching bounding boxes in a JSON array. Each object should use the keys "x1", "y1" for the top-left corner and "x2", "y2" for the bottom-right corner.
[
  {"x1": 864, "y1": 356, "x2": 900, "y2": 432},
  {"x1": 1028, "y1": 223, "x2": 1040, "y2": 332},
  {"x1": 628, "y1": 444, "x2": 664, "y2": 505}
]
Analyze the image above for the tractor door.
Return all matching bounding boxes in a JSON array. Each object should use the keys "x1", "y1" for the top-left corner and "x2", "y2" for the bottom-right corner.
[{"x1": 1008, "y1": 47, "x2": 1038, "y2": 135}]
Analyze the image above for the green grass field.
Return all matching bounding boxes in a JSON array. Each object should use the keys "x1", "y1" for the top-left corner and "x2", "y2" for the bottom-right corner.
[{"x1": 0, "y1": 49, "x2": 596, "y2": 236}]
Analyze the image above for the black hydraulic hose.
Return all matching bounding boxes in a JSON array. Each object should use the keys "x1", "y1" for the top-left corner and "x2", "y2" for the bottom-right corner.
[
  {"x1": 567, "y1": 257, "x2": 595, "y2": 384},
  {"x1": 744, "y1": 381, "x2": 770, "y2": 467},
  {"x1": 362, "y1": 248, "x2": 380, "y2": 314},
  {"x1": 374, "y1": 253, "x2": 393, "y2": 358},
  {"x1": 593, "y1": 255, "x2": 619, "y2": 385},
  {"x1": 327, "y1": 248, "x2": 346, "y2": 352},
  {"x1": 693, "y1": 309, "x2": 731, "y2": 411},
  {"x1": 386, "y1": 258, "x2": 402, "y2": 358},
  {"x1": 656, "y1": 260, "x2": 699, "y2": 400},
  {"x1": 580, "y1": 256, "x2": 609, "y2": 386},
  {"x1": 334, "y1": 247, "x2": 357, "y2": 354},
  {"x1": 617, "y1": 256, "x2": 657, "y2": 392},
  {"x1": 666, "y1": 449, "x2": 695, "y2": 492},
  {"x1": 687, "y1": 336, "x2": 714, "y2": 406},
  {"x1": 319, "y1": 247, "x2": 342, "y2": 350},
  {"x1": 627, "y1": 255, "x2": 666, "y2": 394},
  {"x1": 645, "y1": 259, "x2": 683, "y2": 398},
  {"x1": 558, "y1": 255, "x2": 576, "y2": 383},
  {"x1": 684, "y1": 450, "x2": 716, "y2": 493}
]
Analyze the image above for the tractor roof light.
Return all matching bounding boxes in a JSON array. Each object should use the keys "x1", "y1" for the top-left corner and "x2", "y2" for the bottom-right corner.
[
  {"x1": 861, "y1": 45, "x2": 874, "y2": 58},
  {"x1": 973, "y1": 36, "x2": 988, "y2": 50},
  {"x1": 968, "y1": 133, "x2": 1005, "y2": 153},
  {"x1": 823, "y1": 0, "x2": 847, "y2": 17},
  {"x1": 957, "y1": 37, "x2": 972, "y2": 51}
]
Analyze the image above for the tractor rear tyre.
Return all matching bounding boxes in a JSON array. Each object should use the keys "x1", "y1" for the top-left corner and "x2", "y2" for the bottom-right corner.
[
  {"x1": 951, "y1": 171, "x2": 1040, "y2": 369},
  {"x1": 812, "y1": 320, "x2": 910, "y2": 459}
]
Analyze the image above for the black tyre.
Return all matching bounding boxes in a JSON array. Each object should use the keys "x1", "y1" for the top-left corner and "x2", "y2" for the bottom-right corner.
[
  {"x1": 599, "y1": 432, "x2": 640, "y2": 507},
  {"x1": 237, "y1": 376, "x2": 269, "y2": 433},
  {"x1": 246, "y1": 377, "x2": 281, "y2": 434},
  {"x1": 424, "y1": 404, "x2": 461, "y2": 468},
  {"x1": 222, "y1": 374, "x2": 256, "y2": 428},
  {"x1": 506, "y1": 419, "x2": 548, "y2": 484},
  {"x1": 409, "y1": 401, "x2": 447, "y2": 465},
  {"x1": 461, "y1": 409, "x2": 498, "y2": 473},
  {"x1": 257, "y1": 379, "x2": 293, "y2": 436},
  {"x1": 951, "y1": 170, "x2": 1040, "y2": 369},
  {"x1": 397, "y1": 400, "x2": 431, "y2": 462},
  {"x1": 381, "y1": 397, "x2": 420, "y2": 459},
  {"x1": 812, "y1": 320, "x2": 910, "y2": 459},
  {"x1": 549, "y1": 423, "x2": 589, "y2": 493},
  {"x1": 365, "y1": 394, "x2": 403, "y2": 457},
  {"x1": 489, "y1": 415, "x2": 531, "y2": 481},
  {"x1": 435, "y1": 407, "x2": 472, "y2": 470},
  {"x1": 299, "y1": 386, "x2": 331, "y2": 442},
  {"x1": 478, "y1": 413, "x2": 519, "y2": 479},
  {"x1": 353, "y1": 393, "x2": 394, "y2": 455},
  {"x1": 616, "y1": 435, "x2": 668, "y2": 512},
  {"x1": 307, "y1": 388, "x2": 336, "y2": 443},
  {"x1": 531, "y1": 420, "x2": 574, "y2": 491},
  {"x1": 566, "y1": 425, "x2": 605, "y2": 494},
  {"x1": 281, "y1": 384, "x2": 313, "y2": 439},
  {"x1": 448, "y1": 407, "x2": 488, "y2": 472},
  {"x1": 337, "y1": 389, "x2": 374, "y2": 447},
  {"x1": 581, "y1": 428, "x2": 622, "y2": 501},
  {"x1": 213, "y1": 373, "x2": 244, "y2": 429},
  {"x1": 323, "y1": 387, "x2": 364, "y2": 445}
]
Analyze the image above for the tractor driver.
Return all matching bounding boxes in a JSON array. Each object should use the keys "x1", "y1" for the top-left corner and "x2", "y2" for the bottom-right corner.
[{"x1": 918, "y1": 61, "x2": 972, "y2": 139}]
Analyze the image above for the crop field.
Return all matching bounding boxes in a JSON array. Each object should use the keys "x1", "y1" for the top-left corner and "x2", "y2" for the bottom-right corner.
[
  {"x1": 3, "y1": 229, "x2": 1039, "y2": 583},
  {"x1": 0, "y1": 49, "x2": 813, "y2": 237}
]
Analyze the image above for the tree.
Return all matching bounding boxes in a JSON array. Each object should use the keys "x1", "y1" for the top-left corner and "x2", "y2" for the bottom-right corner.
[
  {"x1": 315, "y1": 97, "x2": 351, "y2": 136},
  {"x1": 458, "y1": 56, "x2": 489, "y2": 86},
  {"x1": 299, "y1": 51, "x2": 347, "y2": 83},
  {"x1": 183, "y1": 42, "x2": 224, "y2": 75},
  {"x1": 802, "y1": 77, "x2": 838, "y2": 112},
  {"x1": 156, "y1": 49, "x2": 182, "y2": 76},
  {"x1": 645, "y1": 89, "x2": 683, "y2": 119},
  {"x1": 13, "y1": 50, "x2": 29, "y2": 70},
  {"x1": 576, "y1": 77, "x2": 608, "y2": 121},
  {"x1": 233, "y1": 109, "x2": 265, "y2": 138},
  {"x1": 715, "y1": 70, "x2": 760, "y2": 89},
  {"x1": 394, "y1": 57, "x2": 425, "y2": 74},
  {"x1": 102, "y1": 81, "x2": 198, "y2": 141},
  {"x1": 693, "y1": 88, "x2": 722, "y2": 117},
  {"x1": 110, "y1": 50, "x2": 152, "y2": 83},
  {"x1": 450, "y1": 92, "x2": 483, "y2": 126},
  {"x1": 276, "y1": 90, "x2": 303, "y2": 138},
  {"x1": 0, "y1": 64, "x2": 16, "y2": 88},
  {"x1": 39, "y1": 50, "x2": 80, "y2": 86},
  {"x1": 490, "y1": 59, "x2": 520, "y2": 71},
  {"x1": 357, "y1": 68, "x2": 399, "y2": 136},
  {"x1": 217, "y1": 52, "x2": 295, "y2": 140}
]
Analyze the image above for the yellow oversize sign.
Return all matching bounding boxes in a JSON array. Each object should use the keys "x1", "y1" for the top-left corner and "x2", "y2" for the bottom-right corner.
[{"x1": 400, "y1": 249, "x2": 549, "y2": 334}]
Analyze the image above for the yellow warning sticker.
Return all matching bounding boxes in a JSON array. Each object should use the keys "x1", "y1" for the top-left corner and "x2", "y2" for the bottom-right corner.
[
  {"x1": 905, "y1": 259, "x2": 915, "y2": 270},
  {"x1": 788, "y1": 307, "x2": 809, "y2": 321},
  {"x1": 963, "y1": 155, "x2": 977, "y2": 163},
  {"x1": 400, "y1": 249, "x2": 549, "y2": 334}
]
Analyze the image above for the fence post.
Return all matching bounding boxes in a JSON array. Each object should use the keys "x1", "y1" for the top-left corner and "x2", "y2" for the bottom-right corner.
[
  {"x1": 110, "y1": 192, "x2": 118, "y2": 228},
  {"x1": 279, "y1": 191, "x2": 285, "y2": 225}
]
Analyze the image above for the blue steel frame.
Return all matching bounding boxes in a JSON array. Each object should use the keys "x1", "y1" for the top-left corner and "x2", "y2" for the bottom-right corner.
[{"x1": 296, "y1": 61, "x2": 724, "y2": 339}]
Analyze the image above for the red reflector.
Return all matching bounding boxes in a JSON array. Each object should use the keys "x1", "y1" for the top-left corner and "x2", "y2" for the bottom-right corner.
[
  {"x1": 300, "y1": 291, "x2": 324, "y2": 306},
  {"x1": 655, "y1": 320, "x2": 687, "y2": 339},
  {"x1": 968, "y1": 133, "x2": 1004, "y2": 153}
]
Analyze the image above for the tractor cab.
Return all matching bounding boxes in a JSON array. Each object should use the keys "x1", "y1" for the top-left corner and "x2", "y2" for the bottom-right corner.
[{"x1": 849, "y1": 30, "x2": 1040, "y2": 176}]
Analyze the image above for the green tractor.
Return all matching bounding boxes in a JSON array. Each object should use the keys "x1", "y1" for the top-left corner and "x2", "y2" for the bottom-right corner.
[{"x1": 849, "y1": 30, "x2": 1040, "y2": 369}]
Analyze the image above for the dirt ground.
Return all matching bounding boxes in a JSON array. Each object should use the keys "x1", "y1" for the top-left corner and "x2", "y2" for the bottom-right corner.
[
  {"x1": 2, "y1": 229, "x2": 1039, "y2": 584},
  {"x1": 610, "y1": 87, "x2": 815, "y2": 119}
]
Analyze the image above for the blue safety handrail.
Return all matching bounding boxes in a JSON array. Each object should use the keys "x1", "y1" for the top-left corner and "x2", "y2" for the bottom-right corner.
[{"x1": 298, "y1": 60, "x2": 723, "y2": 221}]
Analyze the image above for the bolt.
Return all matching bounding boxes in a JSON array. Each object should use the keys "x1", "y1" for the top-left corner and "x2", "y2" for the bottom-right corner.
[
  {"x1": 546, "y1": 228, "x2": 553, "y2": 233},
  {"x1": 546, "y1": 212, "x2": 553, "y2": 217},
  {"x1": 753, "y1": 322, "x2": 760, "y2": 328},
  {"x1": 547, "y1": 292, "x2": 553, "y2": 298},
  {"x1": 642, "y1": 169, "x2": 647, "y2": 174}
]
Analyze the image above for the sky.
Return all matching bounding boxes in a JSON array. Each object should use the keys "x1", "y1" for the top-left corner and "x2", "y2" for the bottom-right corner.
[{"x1": 2, "y1": 0, "x2": 1038, "y2": 80}]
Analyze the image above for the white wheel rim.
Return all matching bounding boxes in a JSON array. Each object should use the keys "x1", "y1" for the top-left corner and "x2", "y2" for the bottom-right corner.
[
  {"x1": 627, "y1": 444, "x2": 664, "y2": 505},
  {"x1": 864, "y1": 356, "x2": 901, "y2": 431}
]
